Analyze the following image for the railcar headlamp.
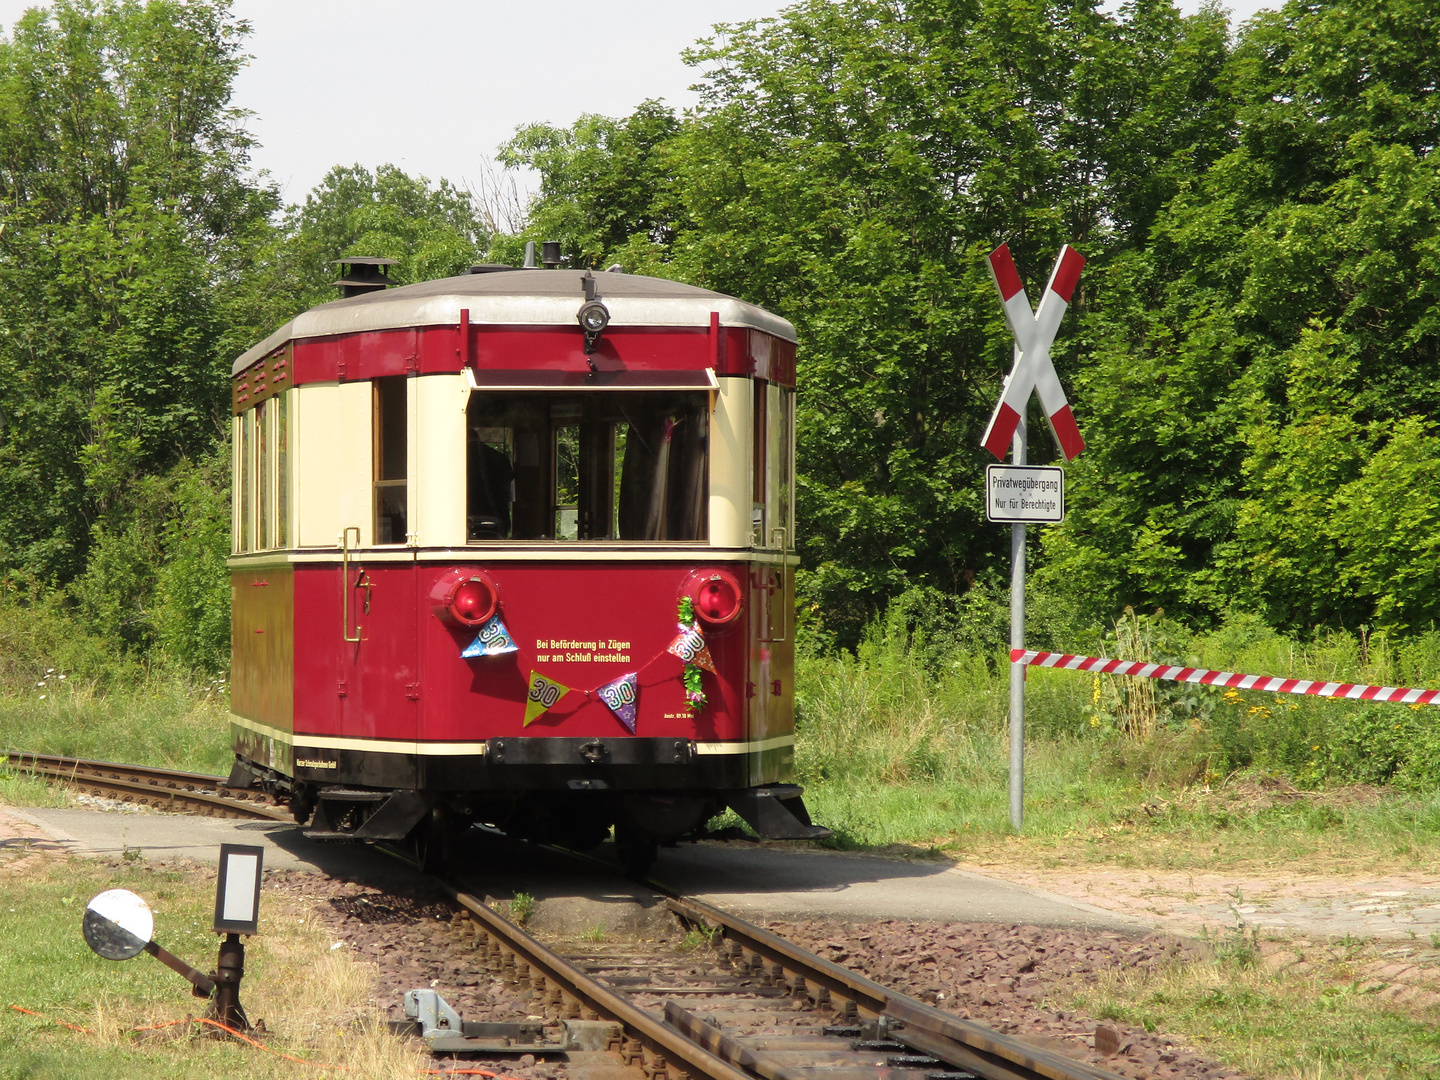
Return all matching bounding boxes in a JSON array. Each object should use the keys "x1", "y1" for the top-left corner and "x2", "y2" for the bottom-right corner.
[{"x1": 577, "y1": 299, "x2": 610, "y2": 355}]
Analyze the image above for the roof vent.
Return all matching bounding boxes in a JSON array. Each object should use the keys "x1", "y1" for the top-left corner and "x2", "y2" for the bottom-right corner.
[
  {"x1": 541, "y1": 241, "x2": 563, "y2": 268},
  {"x1": 469, "y1": 264, "x2": 517, "y2": 274},
  {"x1": 332, "y1": 256, "x2": 397, "y2": 298}
]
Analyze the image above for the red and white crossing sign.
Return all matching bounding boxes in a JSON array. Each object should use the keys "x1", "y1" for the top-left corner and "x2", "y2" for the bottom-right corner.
[{"x1": 981, "y1": 243, "x2": 1086, "y2": 461}]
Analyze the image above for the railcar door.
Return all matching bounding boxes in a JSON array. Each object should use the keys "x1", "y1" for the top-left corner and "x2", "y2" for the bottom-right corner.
[
  {"x1": 332, "y1": 374, "x2": 420, "y2": 789},
  {"x1": 749, "y1": 380, "x2": 796, "y2": 786}
]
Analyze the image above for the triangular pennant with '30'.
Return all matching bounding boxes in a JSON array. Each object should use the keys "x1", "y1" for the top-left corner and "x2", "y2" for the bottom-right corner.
[
  {"x1": 461, "y1": 613, "x2": 518, "y2": 658},
  {"x1": 523, "y1": 671, "x2": 571, "y2": 726},
  {"x1": 667, "y1": 624, "x2": 716, "y2": 673},
  {"x1": 596, "y1": 672, "x2": 639, "y2": 734}
]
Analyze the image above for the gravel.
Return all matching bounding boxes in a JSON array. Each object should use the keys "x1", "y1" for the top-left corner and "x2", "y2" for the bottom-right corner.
[
  {"x1": 777, "y1": 918, "x2": 1250, "y2": 1080},
  {"x1": 269, "y1": 869, "x2": 1252, "y2": 1079}
]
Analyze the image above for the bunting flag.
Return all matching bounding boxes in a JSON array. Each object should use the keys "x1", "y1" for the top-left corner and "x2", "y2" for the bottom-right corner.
[
  {"x1": 667, "y1": 624, "x2": 716, "y2": 673},
  {"x1": 461, "y1": 613, "x2": 518, "y2": 658},
  {"x1": 596, "y1": 672, "x2": 639, "y2": 733},
  {"x1": 523, "y1": 671, "x2": 571, "y2": 726}
]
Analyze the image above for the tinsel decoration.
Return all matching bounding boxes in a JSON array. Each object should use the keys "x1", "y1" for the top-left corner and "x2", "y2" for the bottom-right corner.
[{"x1": 677, "y1": 596, "x2": 707, "y2": 712}]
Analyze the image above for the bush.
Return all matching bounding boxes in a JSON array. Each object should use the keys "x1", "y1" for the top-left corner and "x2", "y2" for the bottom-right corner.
[
  {"x1": 153, "y1": 450, "x2": 232, "y2": 673},
  {"x1": 796, "y1": 597, "x2": 1440, "y2": 799},
  {"x1": 63, "y1": 446, "x2": 231, "y2": 673}
]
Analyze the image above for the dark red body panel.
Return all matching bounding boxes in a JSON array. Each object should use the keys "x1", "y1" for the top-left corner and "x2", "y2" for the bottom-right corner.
[
  {"x1": 291, "y1": 561, "x2": 756, "y2": 747},
  {"x1": 285, "y1": 325, "x2": 795, "y2": 390}
]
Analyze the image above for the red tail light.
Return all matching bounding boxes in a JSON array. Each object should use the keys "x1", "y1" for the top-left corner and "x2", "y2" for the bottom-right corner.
[
  {"x1": 682, "y1": 569, "x2": 743, "y2": 630},
  {"x1": 429, "y1": 568, "x2": 499, "y2": 628},
  {"x1": 450, "y1": 579, "x2": 496, "y2": 626}
]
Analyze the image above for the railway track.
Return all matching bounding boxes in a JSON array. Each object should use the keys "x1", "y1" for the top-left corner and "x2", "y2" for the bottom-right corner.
[
  {"x1": 3, "y1": 752, "x2": 289, "y2": 821},
  {"x1": 5, "y1": 751, "x2": 1127, "y2": 1078},
  {"x1": 438, "y1": 875, "x2": 1127, "y2": 1080}
]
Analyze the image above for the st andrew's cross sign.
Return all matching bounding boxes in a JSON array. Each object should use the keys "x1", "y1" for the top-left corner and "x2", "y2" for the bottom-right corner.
[
  {"x1": 981, "y1": 241, "x2": 1085, "y2": 831},
  {"x1": 981, "y1": 243, "x2": 1086, "y2": 462}
]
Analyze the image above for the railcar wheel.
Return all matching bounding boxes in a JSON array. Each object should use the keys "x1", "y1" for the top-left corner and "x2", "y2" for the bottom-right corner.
[
  {"x1": 414, "y1": 804, "x2": 453, "y2": 875},
  {"x1": 289, "y1": 786, "x2": 316, "y2": 827},
  {"x1": 614, "y1": 823, "x2": 657, "y2": 878}
]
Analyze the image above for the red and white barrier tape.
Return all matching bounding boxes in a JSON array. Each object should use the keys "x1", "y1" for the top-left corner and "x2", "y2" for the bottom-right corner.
[{"x1": 1010, "y1": 649, "x2": 1440, "y2": 706}]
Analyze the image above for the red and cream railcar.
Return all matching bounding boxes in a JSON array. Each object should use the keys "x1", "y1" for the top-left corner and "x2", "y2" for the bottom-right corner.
[{"x1": 226, "y1": 262, "x2": 825, "y2": 868}]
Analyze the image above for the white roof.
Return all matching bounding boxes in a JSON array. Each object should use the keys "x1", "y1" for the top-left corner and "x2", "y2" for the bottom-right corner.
[{"x1": 234, "y1": 269, "x2": 797, "y2": 375}]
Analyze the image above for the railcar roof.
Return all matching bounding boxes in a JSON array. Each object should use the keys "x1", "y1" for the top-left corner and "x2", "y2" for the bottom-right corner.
[{"x1": 233, "y1": 269, "x2": 797, "y2": 375}]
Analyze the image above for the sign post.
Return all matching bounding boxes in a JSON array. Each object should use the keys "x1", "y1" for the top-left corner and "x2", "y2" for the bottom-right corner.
[
  {"x1": 982, "y1": 243, "x2": 1085, "y2": 830},
  {"x1": 1009, "y1": 423, "x2": 1027, "y2": 834},
  {"x1": 81, "y1": 844, "x2": 264, "y2": 1033}
]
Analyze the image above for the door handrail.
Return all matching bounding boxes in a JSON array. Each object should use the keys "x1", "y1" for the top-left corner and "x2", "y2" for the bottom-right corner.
[{"x1": 341, "y1": 526, "x2": 363, "y2": 643}]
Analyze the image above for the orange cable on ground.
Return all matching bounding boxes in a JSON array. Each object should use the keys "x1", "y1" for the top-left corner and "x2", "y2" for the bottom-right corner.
[
  {"x1": 196, "y1": 1018, "x2": 349, "y2": 1069},
  {"x1": 8, "y1": 1004, "x2": 92, "y2": 1034}
]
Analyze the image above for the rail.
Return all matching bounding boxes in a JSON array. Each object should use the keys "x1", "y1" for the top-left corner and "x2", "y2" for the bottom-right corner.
[
  {"x1": 5, "y1": 750, "x2": 1128, "y2": 1079},
  {"x1": 665, "y1": 894, "x2": 1123, "y2": 1080},
  {"x1": 3, "y1": 752, "x2": 289, "y2": 821},
  {"x1": 441, "y1": 873, "x2": 1126, "y2": 1080}
]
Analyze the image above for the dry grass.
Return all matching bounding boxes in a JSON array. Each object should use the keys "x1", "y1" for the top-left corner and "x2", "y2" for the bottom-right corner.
[
  {"x1": 1072, "y1": 932, "x2": 1440, "y2": 1079},
  {"x1": 0, "y1": 852, "x2": 428, "y2": 1079}
]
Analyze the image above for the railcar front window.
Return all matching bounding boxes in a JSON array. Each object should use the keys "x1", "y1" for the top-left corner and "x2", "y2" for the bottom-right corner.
[{"x1": 466, "y1": 391, "x2": 708, "y2": 542}]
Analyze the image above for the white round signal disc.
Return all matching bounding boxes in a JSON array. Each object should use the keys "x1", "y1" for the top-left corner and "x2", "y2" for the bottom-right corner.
[{"x1": 83, "y1": 889, "x2": 154, "y2": 961}]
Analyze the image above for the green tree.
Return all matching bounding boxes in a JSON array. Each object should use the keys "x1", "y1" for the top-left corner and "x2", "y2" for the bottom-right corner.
[
  {"x1": 1045, "y1": 0, "x2": 1440, "y2": 633},
  {"x1": 500, "y1": 0, "x2": 1233, "y2": 641},
  {"x1": 0, "y1": 0, "x2": 273, "y2": 592},
  {"x1": 496, "y1": 100, "x2": 681, "y2": 270},
  {"x1": 246, "y1": 163, "x2": 491, "y2": 322}
]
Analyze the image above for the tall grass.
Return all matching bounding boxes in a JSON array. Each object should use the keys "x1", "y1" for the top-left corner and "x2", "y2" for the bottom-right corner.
[
  {"x1": 0, "y1": 589, "x2": 230, "y2": 775},
  {"x1": 795, "y1": 595, "x2": 1440, "y2": 848}
]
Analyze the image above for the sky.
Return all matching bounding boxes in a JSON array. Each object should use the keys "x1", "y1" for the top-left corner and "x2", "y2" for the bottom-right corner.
[{"x1": 0, "y1": 0, "x2": 1278, "y2": 209}]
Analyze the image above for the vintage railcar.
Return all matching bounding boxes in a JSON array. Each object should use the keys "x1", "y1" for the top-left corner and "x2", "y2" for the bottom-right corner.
[{"x1": 226, "y1": 258, "x2": 826, "y2": 870}]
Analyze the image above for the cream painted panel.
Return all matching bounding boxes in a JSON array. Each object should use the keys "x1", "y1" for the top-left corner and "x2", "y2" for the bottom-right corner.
[
  {"x1": 413, "y1": 374, "x2": 467, "y2": 547},
  {"x1": 295, "y1": 382, "x2": 372, "y2": 547},
  {"x1": 710, "y1": 377, "x2": 751, "y2": 550},
  {"x1": 231, "y1": 415, "x2": 242, "y2": 554}
]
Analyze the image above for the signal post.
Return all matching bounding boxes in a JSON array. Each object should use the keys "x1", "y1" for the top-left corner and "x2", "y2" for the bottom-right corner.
[{"x1": 981, "y1": 243, "x2": 1085, "y2": 830}]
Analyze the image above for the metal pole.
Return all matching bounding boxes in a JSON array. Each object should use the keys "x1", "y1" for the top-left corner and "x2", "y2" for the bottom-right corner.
[
  {"x1": 213, "y1": 933, "x2": 249, "y2": 1031},
  {"x1": 1009, "y1": 415, "x2": 1026, "y2": 831}
]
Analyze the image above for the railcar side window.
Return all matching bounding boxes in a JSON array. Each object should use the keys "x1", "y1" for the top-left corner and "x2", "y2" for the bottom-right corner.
[
  {"x1": 239, "y1": 410, "x2": 252, "y2": 552},
  {"x1": 466, "y1": 391, "x2": 708, "y2": 542},
  {"x1": 275, "y1": 392, "x2": 289, "y2": 547},
  {"x1": 751, "y1": 382, "x2": 795, "y2": 551},
  {"x1": 373, "y1": 376, "x2": 408, "y2": 544},
  {"x1": 256, "y1": 399, "x2": 270, "y2": 548},
  {"x1": 777, "y1": 386, "x2": 794, "y2": 549}
]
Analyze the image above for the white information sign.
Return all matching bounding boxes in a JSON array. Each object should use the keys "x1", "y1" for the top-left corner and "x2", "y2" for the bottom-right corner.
[{"x1": 985, "y1": 465, "x2": 1065, "y2": 524}]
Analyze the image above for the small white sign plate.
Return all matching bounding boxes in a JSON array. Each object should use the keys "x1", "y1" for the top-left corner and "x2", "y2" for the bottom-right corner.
[{"x1": 986, "y1": 465, "x2": 1065, "y2": 523}]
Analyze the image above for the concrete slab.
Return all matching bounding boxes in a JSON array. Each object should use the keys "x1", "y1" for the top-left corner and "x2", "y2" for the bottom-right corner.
[
  {"x1": 4, "y1": 805, "x2": 1148, "y2": 936},
  {"x1": 651, "y1": 841, "x2": 1150, "y2": 933},
  {"x1": 6, "y1": 805, "x2": 408, "y2": 884}
]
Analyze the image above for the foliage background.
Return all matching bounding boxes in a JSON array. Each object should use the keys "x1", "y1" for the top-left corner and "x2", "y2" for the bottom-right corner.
[{"x1": 0, "y1": 0, "x2": 1437, "y2": 727}]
